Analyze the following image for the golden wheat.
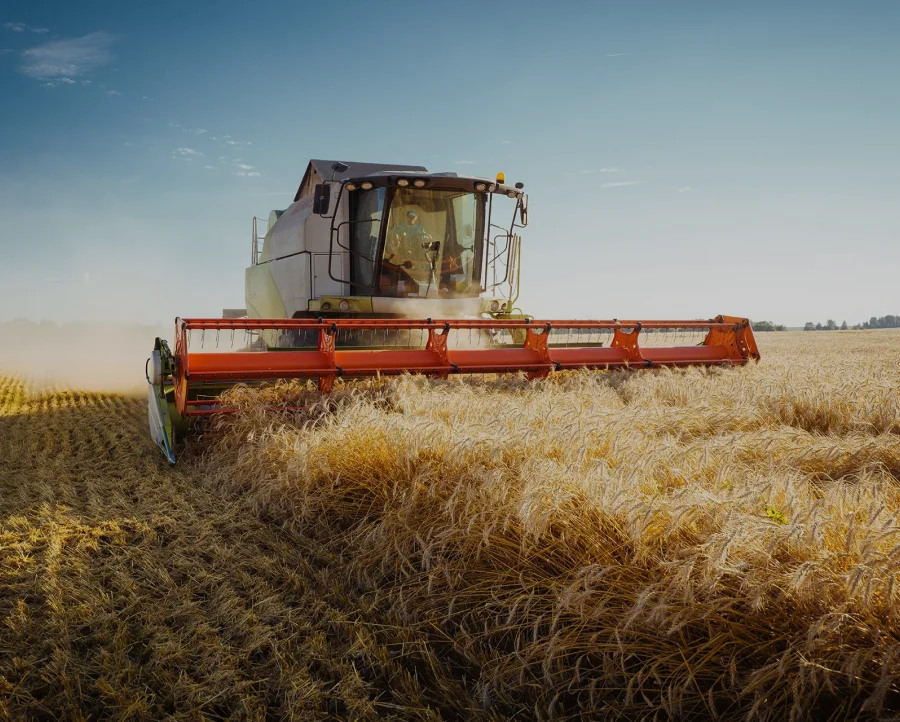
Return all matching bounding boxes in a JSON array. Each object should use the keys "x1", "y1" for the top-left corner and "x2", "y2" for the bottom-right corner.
[{"x1": 1, "y1": 330, "x2": 898, "y2": 720}]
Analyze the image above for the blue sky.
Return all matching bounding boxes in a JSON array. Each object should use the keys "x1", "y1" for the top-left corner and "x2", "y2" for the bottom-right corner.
[{"x1": 0, "y1": 1, "x2": 897, "y2": 326}]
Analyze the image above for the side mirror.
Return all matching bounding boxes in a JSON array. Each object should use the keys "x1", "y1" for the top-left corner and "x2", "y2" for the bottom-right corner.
[
  {"x1": 519, "y1": 194, "x2": 528, "y2": 226},
  {"x1": 313, "y1": 183, "x2": 330, "y2": 215}
]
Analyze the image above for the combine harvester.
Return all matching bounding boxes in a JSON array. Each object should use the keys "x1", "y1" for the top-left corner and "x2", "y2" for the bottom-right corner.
[{"x1": 148, "y1": 160, "x2": 759, "y2": 462}]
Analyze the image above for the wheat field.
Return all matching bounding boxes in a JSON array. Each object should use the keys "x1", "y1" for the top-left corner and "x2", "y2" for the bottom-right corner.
[{"x1": 1, "y1": 330, "x2": 898, "y2": 720}]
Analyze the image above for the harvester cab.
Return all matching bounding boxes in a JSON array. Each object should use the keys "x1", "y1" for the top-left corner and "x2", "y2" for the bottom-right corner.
[
  {"x1": 147, "y1": 159, "x2": 759, "y2": 464},
  {"x1": 245, "y1": 160, "x2": 527, "y2": 328}
]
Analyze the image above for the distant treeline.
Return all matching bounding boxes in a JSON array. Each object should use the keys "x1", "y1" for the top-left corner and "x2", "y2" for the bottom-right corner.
[
  {"x1": 803, "y1": 315, "x2": 899, "y2": 331},
  {"x1": 855, "y1": 315, "x2": 900, "y2": 330},
  {"x1": 751, "y1": 315, "x2": 900, "y2": 332},
  {"x1": 750, "y1": 321, "x2": 788, "y2": 332},
  {"x1": 803, "y1": 320, "x2": 847, "y2": 331}
]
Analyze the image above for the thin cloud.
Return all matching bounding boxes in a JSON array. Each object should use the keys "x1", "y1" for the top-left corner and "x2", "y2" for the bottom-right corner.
[
  {"x1": 600, "y1": 180, "x2": 645, "y2": 188},
  {"x1": 211, "y1": 156, "x2": 264, "y2": 177},
  {"x1": 173, "y1": 147, "x2": 202, "y2": 160},
  {"x1": 173, "y1": 124, "x2": 207, "y2": 134},
  {"x1": 4, "y1": 22, "x2": 49, "y2": 34},
  {"x1": 20, "y1": 31, "x2": 116, "y2": 80},
  {"x1": 676, "y1": 186, "x2": 695, "y2": 192},
  {"x1": 41, "y1": 76, "x2": 79, "y2": 87},
  {"x1": 105, "y1": 89, "x2": 121, "y2": 96},
  {"x1": 454, "y1": 160, "x2": 477, "y2": 165},
  {"x1": 168, "y1": 125, "x2": 257, "y2": 165},
  {"x1": 605, "y1": 52, "x2": 632, "y2": 57}
]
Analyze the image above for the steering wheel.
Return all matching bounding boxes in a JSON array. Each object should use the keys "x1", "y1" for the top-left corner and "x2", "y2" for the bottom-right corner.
[{"x1": 384, "y1": 254, "x2": 414, "y2": 269}]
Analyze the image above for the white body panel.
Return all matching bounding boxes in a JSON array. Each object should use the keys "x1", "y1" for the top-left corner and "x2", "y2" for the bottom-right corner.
[
  {"x1": 267, "y1": 195, "x2": 345, "y2": 260},
  {"x1": 312, "y1": 253, "x2": 348, "y2": 298},
  {"x1": 269, "y1": 255, "x2": 314, "y2": 318},
  {"x1": 249, "y1": 187, "x2": 351, "y2": 317}
]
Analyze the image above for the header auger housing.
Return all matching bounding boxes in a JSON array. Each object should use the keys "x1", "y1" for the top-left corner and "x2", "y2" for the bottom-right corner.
[
  {"x1": 148, "y1": 316, "x2": 759, "y2": 463},
  {"x1": 147, "y1": 159, "x2": 760, "y2": 463}
]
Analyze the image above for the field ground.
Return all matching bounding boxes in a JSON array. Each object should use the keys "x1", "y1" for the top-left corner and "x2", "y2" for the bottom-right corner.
[{"x1": 0, "y1": 331, "x2": 898, "y2": 720}]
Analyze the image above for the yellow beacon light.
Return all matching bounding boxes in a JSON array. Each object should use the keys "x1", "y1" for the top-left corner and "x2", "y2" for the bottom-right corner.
[{"x1": 496, "y1": 171, "x2": 505, "y2": 184}]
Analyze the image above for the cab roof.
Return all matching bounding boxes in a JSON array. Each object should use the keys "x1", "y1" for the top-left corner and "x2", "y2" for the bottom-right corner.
[
  {"x1": 295, "y1": 159, "x2": 522, "y2": 201},
  {"x1": 295, "y1": 160, "x2": 428, "y2": 202}
]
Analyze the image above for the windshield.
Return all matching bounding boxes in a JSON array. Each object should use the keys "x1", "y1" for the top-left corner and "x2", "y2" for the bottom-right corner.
[{"x1": 379, "y1": 188, "x2": 484, "y2": 298}]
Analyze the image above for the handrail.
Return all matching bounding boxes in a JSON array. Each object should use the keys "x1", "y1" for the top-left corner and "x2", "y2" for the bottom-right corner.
[{"x1": 251, "y1": 216, "x2": 268, "y2": 265}]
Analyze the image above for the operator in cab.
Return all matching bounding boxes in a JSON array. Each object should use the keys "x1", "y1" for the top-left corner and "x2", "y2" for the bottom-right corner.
[
  {"x1": 382, "y1": 208, "x2": 433, "y2": 296},
  {"x1": 387, "y1": 210, "x2": 429, "y2": 257}
]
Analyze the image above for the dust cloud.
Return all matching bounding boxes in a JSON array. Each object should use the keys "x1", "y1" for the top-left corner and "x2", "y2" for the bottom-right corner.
[{"x1": 0, "y1": 320, "x2": 170, "y2": 394}]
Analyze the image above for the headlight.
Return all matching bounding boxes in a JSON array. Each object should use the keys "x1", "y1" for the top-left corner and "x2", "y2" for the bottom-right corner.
[
  {"x1": 506, "y1": 190, "x2": 517, "y2": 198},
  {"x1": 474, "y1": 182, "x2": 487, "y2": 191},
  {"x1": 488, "y1": 184, "x2": 497, "y2": 192},
  {"x1": 345, "y1": 183, "x2": 357, "y2": 191},
  {"x1": 397, "y1": 178, "x2": 409, "y2": 187},
  {"x1": 413, "y1": 179, "x2": 426, "y2": 188},
  {"x1": 321, "y1": 302, "x2": 332, "y2": 311},
  {"x1": 339, "y1": 300, "x2": 350, "y2": 311},
  {"x1": 489, "y1": 300, "x2": 500, "y2": 313},
  {"x1": 360, "y1": 181, "x2": 373, "y2": 190}
]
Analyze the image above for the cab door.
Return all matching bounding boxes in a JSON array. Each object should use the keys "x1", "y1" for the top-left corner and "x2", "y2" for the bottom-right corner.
[{"x1": 312, "y1": 253, "x2": 348, "y2": 298}]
